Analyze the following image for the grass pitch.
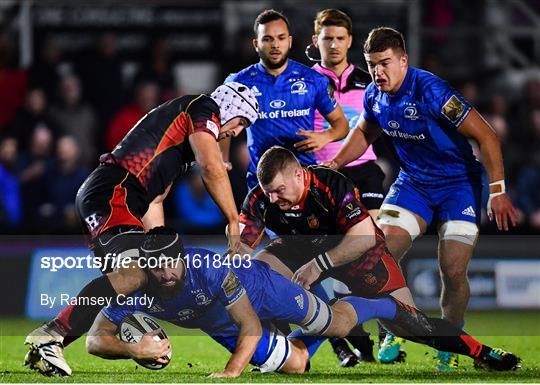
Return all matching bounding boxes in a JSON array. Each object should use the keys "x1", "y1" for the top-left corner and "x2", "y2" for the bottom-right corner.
[{"x1": 1, "y1": 311, "x2": 539, "y2": 383}]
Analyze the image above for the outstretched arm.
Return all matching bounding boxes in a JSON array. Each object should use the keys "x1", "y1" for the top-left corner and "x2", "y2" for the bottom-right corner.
[
  {"x1": 86, "y1": 313, "x2": 170, "y2": 364},
  {"x1": 295, "y1": 105, "x2": 349, "y2": 152},
  {"x1": 325, "y1": 116, "x2": 382, "y2": 168},
  {"x1": 209, "y1": 294, "x2": 262, "y2": 378}
]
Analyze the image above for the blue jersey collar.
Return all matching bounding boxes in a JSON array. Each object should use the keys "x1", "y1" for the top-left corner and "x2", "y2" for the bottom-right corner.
[
  {"x1": 255, "y1": 60, "x2": 292, "y2": 78},
  {"x1": 391, "y1": 66, "x2": 413, "y2": 99}
]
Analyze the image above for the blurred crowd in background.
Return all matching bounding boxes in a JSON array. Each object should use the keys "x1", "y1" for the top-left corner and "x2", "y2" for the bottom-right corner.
[{"x1": 0, "y1": 1, "x2": 538, "y2": 235}]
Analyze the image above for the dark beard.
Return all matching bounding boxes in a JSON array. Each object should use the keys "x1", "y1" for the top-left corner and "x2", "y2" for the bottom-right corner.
[{"x1": 260, "y1": 50, "x2": 289, "y2": 70}]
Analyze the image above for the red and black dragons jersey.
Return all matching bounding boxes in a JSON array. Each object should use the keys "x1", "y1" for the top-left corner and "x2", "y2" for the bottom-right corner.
[
  {"x1": 103, "y1": 94, "x2": 221, "y2": 202},
  {"x1": 239, "y1": 166, "x2": 374, "y2": 248}
]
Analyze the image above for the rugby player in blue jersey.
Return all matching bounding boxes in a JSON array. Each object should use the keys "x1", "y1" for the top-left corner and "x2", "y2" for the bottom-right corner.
[
  {"x1": 327, "y1": 27, "x2": 519, "y2": 369},
  {"x1": 225, "y1": 9, "x2": 349, "y2": 190},
  {"x1": 86, "y1": 227, "x2": 519, "y2": 377},
  {"x1": 225, "y1": 8, "x2": 357, "y2": 366}
]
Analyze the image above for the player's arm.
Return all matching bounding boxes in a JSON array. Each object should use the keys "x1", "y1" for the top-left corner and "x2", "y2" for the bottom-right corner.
[
  {"x1": 210, "y1": 294, "x2": 262, "y2": 378},
  {"x1": 457, "y1": 108, "x2": 518, "y2": 230},
  {"x1": 86, "y1": 313, "x2": 170, "y2": 363},
  {"x1": 326, "y1": 116, "x2": 382, "y2": 169},
  {"x1": 292, "y1": 218, "x2": 376, "y2": 290},
  {"x1": 295, "y1": 105, "x2": 349, "y2": 152},
  {"x1": 141, "y1": 183, "x2": 172, "y2": 230},
  {"x1": 189, "y1": 132, "x2": 240, "y2": 251}
]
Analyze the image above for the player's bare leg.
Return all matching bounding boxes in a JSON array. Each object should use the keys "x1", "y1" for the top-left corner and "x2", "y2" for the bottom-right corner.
[
  {"x1": 377, "y1": 214, "x2": 426, "y2": 363},
  {"x1": 435, "y1": 238, "x2": 474, "y2": 370}
]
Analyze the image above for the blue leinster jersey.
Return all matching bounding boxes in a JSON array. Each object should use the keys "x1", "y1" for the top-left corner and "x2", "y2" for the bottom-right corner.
[
  {"x1": 363, "y1": 66, "x2": 482, "y2": 183},
  {"x1": 102, "y1": 247, "x2": 309, "y2": 336},
  {"x1": 227, "y1": 60, "x2": 338, "y2": 188}
]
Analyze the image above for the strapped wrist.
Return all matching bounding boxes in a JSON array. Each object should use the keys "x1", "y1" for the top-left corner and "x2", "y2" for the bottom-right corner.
[
  {"x1": 313, "y1": 252, "x2": 334, "y2": 273},
  {"x1": 489, "y1": 180, "x2": 505, "y2": 196}
]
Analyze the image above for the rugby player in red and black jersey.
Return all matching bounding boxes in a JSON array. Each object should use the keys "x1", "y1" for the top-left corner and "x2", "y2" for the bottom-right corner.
[
  {"x1": 24, "y1": 83, "x2": 259, "y2": 377},
  {"x1": 237, "y1": 146, "x2": 520, "y2": 370}
]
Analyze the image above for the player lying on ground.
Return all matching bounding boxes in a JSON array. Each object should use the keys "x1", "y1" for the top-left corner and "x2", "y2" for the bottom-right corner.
[
  {"x1": 237, "y1": 146, "x2": 520, "y2": 371},
  {"x1": 24, "y1": 83, "x2": 259, "y2": 377},
  {"x1": 86, "y1": 227, "x2": 520, "y2": 378}
]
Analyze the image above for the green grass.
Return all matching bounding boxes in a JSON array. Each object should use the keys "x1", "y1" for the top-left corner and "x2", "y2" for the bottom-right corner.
[{"x1": 1, "y1": 311, "x2": 539, "y2": 383}]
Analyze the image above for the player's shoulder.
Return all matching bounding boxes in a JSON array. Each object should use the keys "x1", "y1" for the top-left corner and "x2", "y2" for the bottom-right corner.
[
  {"x1": 288, "y1": 60, "x2": 329, "y2": 82},
  {"x1": 308, "y1": 165, "x2": 351, "y2": 188},
  {"x1": 411, "y1": 67, "x2": 453, "y2": 99},
  {"x1": 226, "y1": 64, "x2": 259, "y2": 83},
  {"x1": 183, "y1": 94, "x2": 220, "y2": 115},
  {"x1": 243, "y1": 184, "x2": 267, "y2": 209}
]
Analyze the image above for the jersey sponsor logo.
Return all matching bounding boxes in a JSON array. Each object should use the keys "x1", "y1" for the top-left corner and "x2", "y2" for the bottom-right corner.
[
  {"x1": 461, "y1": 206, "x2": 476, "y2": 218},
  {"x1": 362, "y1": 192, "x2": 384, "y2": 199},
  {"x1": 206, "y1": 120, "x2": 219, "y2": 138},
  {"x1": 258, "y1": 107, "x2": 311, "y2": 119},
  {"x1": 295, "y1": 294, "x2": 304, "y2": 310},
  {"x1": 284, "y1": 212, "x2": 302, "y2": 218},
  {"x1": 291, "y1": 80, "x2": 308, "y2": 95},
  {"x1": 442, "y1": 95, "x2": 466, "y2": 123},
  {"x1": 404, "y1": 106, "x2": 419, "y2": 120},
  {"x1": 251, "y1": 85, "x2": 262, "y2": 96},
  {"x1": 221, "y1": 271, "x2": 241, "y2": 297},
  {"x1": 383, "y1": 127, "x2": 426, "y2": 141},
  {"x1": 388, "y1": 120, "x2": 400, "y2": 129},
  {"x1": 177, "y1": 308, "x2": 195, "y2": 321},
  {"x1": 270, "y1": 100, "x2": 286, "y2": 109}
]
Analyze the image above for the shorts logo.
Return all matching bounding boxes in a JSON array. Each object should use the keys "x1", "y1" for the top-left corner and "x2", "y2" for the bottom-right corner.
[
  {"x1": 295, "y1": 294, "x2": 304, "y2": 309},
  {"x1": 291, "y1": 81, "x2": 308, "y2": 95},
  {"x1": 461, "y1": 206, "x2": 476, "y2": 218},
  {"x1": 388, "y1": 120, "x2": 400, "y2": 129},
  {"x1": 270, "y1": 100, "x2": 286, "y2": 109},
  {"x1": 404, "y1": 106, "x2": 419, "y2": 120},
  {"x1": 442, "y1": 95, "x2": 465, "y2": 123},
  {"x1": 85, "y1": 213, "x2": 100, "y2": 231}
]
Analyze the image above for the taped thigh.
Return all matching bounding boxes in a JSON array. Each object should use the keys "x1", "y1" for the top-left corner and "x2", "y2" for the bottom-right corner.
[
  {"x1": 438, "y1": 220, "x2": 478, "y2": 246},
  {"x1": 377, "y1": 204, "x2": 422, "y2": 240}
]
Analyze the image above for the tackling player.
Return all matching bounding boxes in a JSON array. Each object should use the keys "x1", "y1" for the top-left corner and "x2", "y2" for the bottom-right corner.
[
  {"x1": 237, "y1": 146, "x2": 519, "y2": 371},
  {"x1": 326, "y1": 27, "x2": 519, "y2": 369},
  {"x1": 86, "y1": 227, "x2": 520, "y2": 377},
  {"x1": 24, "y1": 83, "x2": 259, "y2": 377}
]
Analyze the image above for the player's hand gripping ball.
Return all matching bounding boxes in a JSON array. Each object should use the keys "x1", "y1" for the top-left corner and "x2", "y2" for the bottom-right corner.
[{"x1": 120, "y1": 312, "x2": 172, "y2": 370}]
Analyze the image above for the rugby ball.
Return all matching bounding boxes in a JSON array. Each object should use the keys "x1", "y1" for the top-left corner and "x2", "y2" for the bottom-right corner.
[{"x1": 119, "y1": 312, "x2": 172, "y2": 370}]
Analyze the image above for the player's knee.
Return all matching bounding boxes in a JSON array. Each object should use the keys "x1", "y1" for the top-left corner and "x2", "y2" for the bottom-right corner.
[
  {"x1": 281, "y1": 340, "x2": 309, "y2": 374},
  {"x1": 440, "y1": 265, "x2": 468, "y2": 284},
  {"x1": 438, "y1": 220, "x2": 478, "y2": 246},
  {"x1": 377, "y1": 204, "x2": 421, "y2": 246},
  {"x1": 327, "y1": 302, "x2": 356, "y2": 337}
]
